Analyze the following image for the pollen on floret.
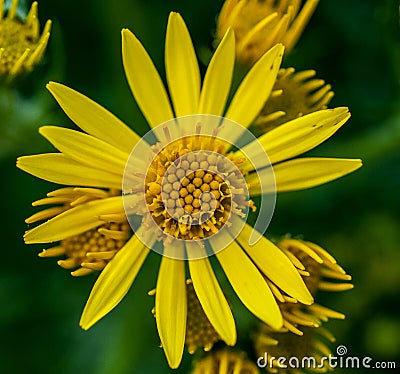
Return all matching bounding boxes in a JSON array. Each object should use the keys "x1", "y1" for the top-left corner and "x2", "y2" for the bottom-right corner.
[
  {"x1": 0, "y1": 0, "x2": 51, "y2": 79},
  {"x1": 143, "y1": 134, "x2": 253, "y2": 242}
]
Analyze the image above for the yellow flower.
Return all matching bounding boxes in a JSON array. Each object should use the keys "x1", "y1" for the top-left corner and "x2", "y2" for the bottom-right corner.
[
  {"x1": 0, "y1": 0, "x2": 51, "y2": 79},
  {"x1": 216, "y1": 0, "x2": 319, "y2": 65},
  {"x1": 26, "y1": 187, "x2": 131, "y2": 277},
  {"x1": 17, "y1": 12, "x2": 361, "y2": 368},
  {"x1": 277, "y1": 238, "x2": 354, "y2": 295},
  {"x1": 254, "y1": 325, "x2": 335, "y2": 373},
  {"x1": 253, "y1": 238, "x2": 352, "y2": 373},
  {"x1": 254, "y1": 67, "x2": 334, "y2": 134},
  {"x1": 192, "y1": 350, "x2": 259, "y2": 374},
  {"x1": 272, "y1": 238, "x2": 353, "y2": 335}
]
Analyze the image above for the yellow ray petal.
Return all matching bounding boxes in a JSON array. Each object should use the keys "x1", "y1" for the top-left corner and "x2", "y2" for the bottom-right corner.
[
  {"x1": 7, "y1": 0, "x2": 18, "y2": 19},
  {"x1": 283, "y1": 0, "x2": 320, "y2": 52},
  {"x1": 17, "y1": 154, "x2": 121, "y2": 189},
  {"x1": 187, "y1": 244, "x2": 236, "y2": 346},
  {"x1": 222, "y1": 43, "x2": 284, "y2": 135},
  {"x1": 156, "y1": 243, "x2": 187, "y2": 369},
  {"x1": 165, "y1": 12, "x2": 200, "y2": 116},
  {"x1": 237, "y1": 13, "x2": 278, "y2": 54},
  {"x1": 39, "y1": 126, "x2": 128, "y2": 176},
  {"x1": 24, "y1": 196, "x2": 124, "y2": 244},
  {"x1": 274, "y1": 157, "x2": 362, "y2": 193},
  {"x1": 25, "y1": 2, "x2": 39, "y2": 38},
  {"x1": 26, "y1": 207, "x2": 67, "y2": 224},
  {"x1": 122, "y1": 28, "x2": 174, "y2": 128},
  {"x1": 235, "y1": 223, "x2": 313, "y2": 304},
  {"x1": 247, "y1": 157, "x2": 362, "y2": 195},
  {"x1": 212, "y1": 237, "x2": 282, "y2": 329},
  {"x1": 80, "y1": 235, "x2": 150, "y2": 330},
  {"x1": 239, "y1": 108, "x2": 351, "y2": 167},
  {"x1": 46, "y1": 82, "x2": 139, "y2": 154},
  {"x1": 197, "y1": 28, "x2": 235, "y2": 116},
  {"x1": 217, "y1": 0, "x2": 240, "y2": 34}
]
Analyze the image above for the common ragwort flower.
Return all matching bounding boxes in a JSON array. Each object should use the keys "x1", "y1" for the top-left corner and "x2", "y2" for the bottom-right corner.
[{"x1": 18, "y1": 12, "x2": 361, "y2": 368}]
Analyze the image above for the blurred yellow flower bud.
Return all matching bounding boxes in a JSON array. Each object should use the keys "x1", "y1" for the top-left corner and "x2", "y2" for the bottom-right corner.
[
  {"x1": 0, "y1": 0, "x2": 51, "y2": 80},
  {"x1": 216, "y1": 0, "x2": 319, "y2": 65}
]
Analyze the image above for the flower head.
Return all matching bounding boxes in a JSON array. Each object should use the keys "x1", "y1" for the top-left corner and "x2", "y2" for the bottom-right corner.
[
  {"x1": 216, "y1": 0, "x2": 319, "y2": 65},
  {"x1": 17, "y1": 11, "x2": 361, "y2": 369},
  {"x1": 0, "y1": 0, "x2": 51, "y2": 79},
  {"x1": 277, "y1": 238, "x2": 354, "y2": 295},
  {"x1": 27, "y1": 187, "x2": 131, "y2": 277},
  {"x1": 254, "y1": 68, "x2": 334, "y2": 134},
  {"x1": 272, "y1": 238, "x2": 353, "y2": 335},
  {"x1": 253, "y1": 238, "x2": 352, "y2": 373}
]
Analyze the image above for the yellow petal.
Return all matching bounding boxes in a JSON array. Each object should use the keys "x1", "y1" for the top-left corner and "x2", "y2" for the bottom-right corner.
[
  {"x1": 156, "y1": 243, "x2": 187, "y2": 369},
  {"x1": 235, "y1": 223, "x2": 313, "y2": 304},
  {"x1": 187, "y1": 244, "x2": 236, "y2": 346},
  {"x1": 212, "y1": 236, "x2": 282, "y2": 329},
  {"x1": 7, "y1": 0, "x2": 18, "y2": 18},
  {"x1": 222, "y1": 43, "x2": 284, "y2": 133},
  {"x1": 217, "y1": 0, "x2": 240, "y2": 37},
  {"x1": 275, "y1": 157, "x2": 362, "y2": 193},
  {"x1": 80, "y1": 235, "x2": 149, "y2": 330},
  {"x1": 23, "y1": 196, "x2": 124, "y2": 244},
  {"x1": 165, "y1": 12, "x2": 200, "y2": 116},
  {"x1": 39, "y1": 126, "x2": 128, "y2": 176},
  {"x1": 17, "y1": 154, "x2": 121, "y2": 189},
  {"x1": 283, "y1": 0, "x2": 320, "y2": 52},
  {"x1": 236, "y1": 13, "x2": 279, "y2": 55},
  {"x1": 122, "y1": 28, "x2": 174, "y2": 128},
  {"x1": 197, "y1": 28, "x2": 235, "y2": 115},
  {"x1": 247, "y1": 157, "x2": 362, "y2": 195},
  {"x1": 46, "y1": 82, "x2": 139, "y2": 154},
  {"x1": 240, "y1": 108, "x2": 351, "y2": 168}
]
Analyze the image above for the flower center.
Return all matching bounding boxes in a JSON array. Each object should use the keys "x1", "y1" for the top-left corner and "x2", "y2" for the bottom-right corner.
[
  {"x1": 0, "y1": 19, "x2": 36, "y2": 75},
  {"x1": 144, "y1": 135, "x2": 249, "y2": 241}
]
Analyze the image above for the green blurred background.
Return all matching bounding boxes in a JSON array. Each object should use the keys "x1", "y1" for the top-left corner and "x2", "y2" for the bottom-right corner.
[{"x1": 1, "y1": 0, "x2": 399, "y2": 373}]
